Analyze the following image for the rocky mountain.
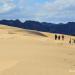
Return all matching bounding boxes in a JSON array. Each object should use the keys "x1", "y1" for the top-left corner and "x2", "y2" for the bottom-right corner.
[{"x1": 0, "y1": 20, "x2": 75, "y2": 35}]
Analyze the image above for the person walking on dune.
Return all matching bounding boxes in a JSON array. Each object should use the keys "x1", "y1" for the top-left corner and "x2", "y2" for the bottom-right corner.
[
  {"x1": 58, "y1": 35, "x2": 60, "y2": 40},
  {"x1": 62, "y1": 35, "x2": 64, "y2": 40},
  {"x1": 73, "y1": 39, "x2": 75, "y2": 43},
  {"x1": 69, "y1": 38, "x2": 72, "y2": 44},
  {"x1": 55, "y1": 34, "x2": 57, "y2": 40}
]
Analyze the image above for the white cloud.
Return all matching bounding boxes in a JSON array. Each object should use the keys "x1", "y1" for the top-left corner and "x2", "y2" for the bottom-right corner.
[
  {"x1": 0, "y1": 0, "x2": 16, "y2": 13},
  {"x1": 43, "y1": 0, "x2": 75, "y2": 11},
  {"x1": 0, "y1": 0, "x2": 75, "y2": 23},
  {"x1": 32, "y1": 0, "x2": 75, "y2": 23}
]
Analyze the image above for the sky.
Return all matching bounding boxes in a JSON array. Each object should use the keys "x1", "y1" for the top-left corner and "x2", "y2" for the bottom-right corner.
[{"x1": 0, "y1": 0, "x2": 75, "y2": 23}]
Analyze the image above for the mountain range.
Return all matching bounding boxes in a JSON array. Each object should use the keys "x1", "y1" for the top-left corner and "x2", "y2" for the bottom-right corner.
[{"x1": 0, "y1": 20, "x2": 75, "y2": 36}]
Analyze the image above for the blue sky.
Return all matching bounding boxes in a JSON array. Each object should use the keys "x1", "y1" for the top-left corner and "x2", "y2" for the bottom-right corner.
[{"x1": 0, "y1": 0, "x2": 75, "y2": 23}]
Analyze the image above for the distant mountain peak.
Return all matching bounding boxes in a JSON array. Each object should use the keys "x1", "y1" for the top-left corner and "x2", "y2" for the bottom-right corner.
[{"x1": 0, "y1": 20, "x2": 75, "y2": 36}]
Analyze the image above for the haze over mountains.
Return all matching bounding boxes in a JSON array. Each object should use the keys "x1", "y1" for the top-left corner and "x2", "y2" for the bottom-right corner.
[{"x1": 0, "y1": 20, "x2": 75, "y2": 36}]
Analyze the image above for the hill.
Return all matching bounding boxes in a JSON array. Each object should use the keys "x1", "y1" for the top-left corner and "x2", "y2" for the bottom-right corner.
[
  {"x1": 0, "y1": 25, "x2": 75, "y2": 75},
  {"x1": 0, "y1": 20, "x2": 75, "y2": 36}
]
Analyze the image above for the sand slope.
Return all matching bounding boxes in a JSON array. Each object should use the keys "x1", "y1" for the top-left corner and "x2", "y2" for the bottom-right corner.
[{"x1": 0, "y1": 25, "x2": 75, "y2": 75}]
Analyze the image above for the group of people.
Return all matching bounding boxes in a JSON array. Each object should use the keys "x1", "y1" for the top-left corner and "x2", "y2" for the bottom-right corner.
[
  {"x1": 54, "y1": 34, "x2": 75, "y2": 44},
  {"x1": 55, "y1": 34, "x2": 64, "y2": 40}
]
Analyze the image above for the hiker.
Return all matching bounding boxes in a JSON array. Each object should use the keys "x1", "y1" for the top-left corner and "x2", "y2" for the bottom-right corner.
[
  {"x1": 69, "y1": 38, "x2": 72, "y2": 44},
  {"x1": 62, "y1": 35, "x2": 64, "y2": 40},
  {"x1": 58, "y1": 35, "x2": 60, "y2": 40},
  {"x1": 73, "y1": 39, "x2": 75, "y2": 43},
  {"x1": 55, "y1": 34, "x2": 57, "y2": 40}
]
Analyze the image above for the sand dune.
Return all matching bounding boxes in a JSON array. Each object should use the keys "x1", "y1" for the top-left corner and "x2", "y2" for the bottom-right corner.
[
  {"x1": 0, "y1": 25, "x2": 47, "y2": 37},
  {"x1": 0, "y1": 25, "x2": 75, "y2": 75}
]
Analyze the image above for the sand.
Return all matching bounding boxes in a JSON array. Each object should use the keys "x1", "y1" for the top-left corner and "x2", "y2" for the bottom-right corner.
[{"x1": 0, "y1": 25, "x2": 75, "y2": 75}]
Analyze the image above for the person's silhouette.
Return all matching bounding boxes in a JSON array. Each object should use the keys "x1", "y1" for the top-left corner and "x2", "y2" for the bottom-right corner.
[
  {"x1": 58, "y1": 35, "x2": 60, "y2": 40},
  {"x1": 55, "y1": 34, "x2": 57, "y2": 40},
  {"x1": 73, "y1": 39, "x2": 75, "y2": 43},
  {"x1": 69, "y1": 38, "x2": 71, "y2": 44},
  {"x1": 62, "y1": 35, "x2": 64, "y2": 40}
]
